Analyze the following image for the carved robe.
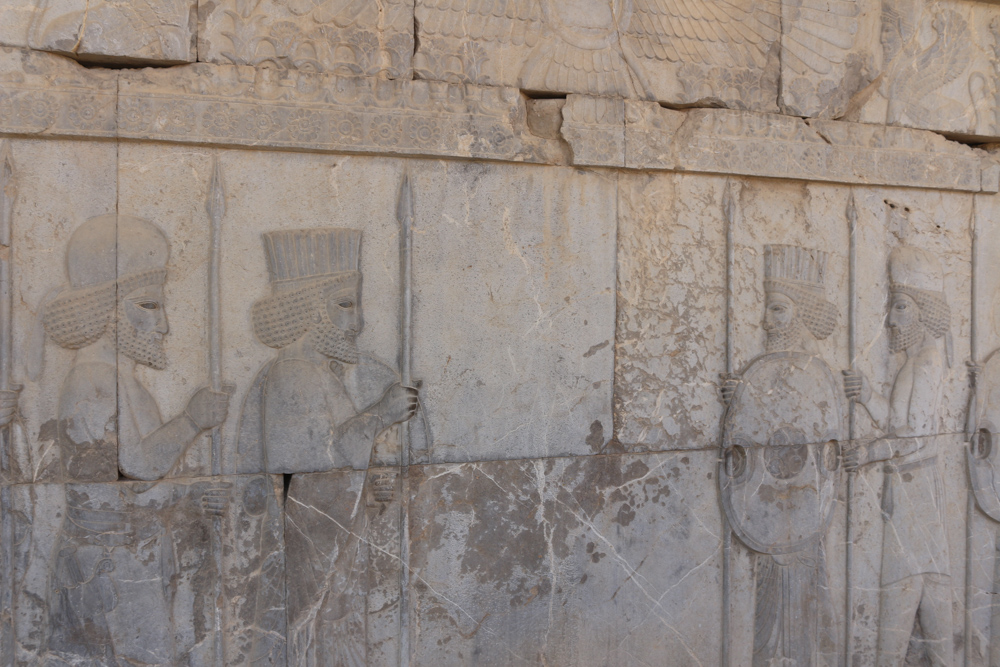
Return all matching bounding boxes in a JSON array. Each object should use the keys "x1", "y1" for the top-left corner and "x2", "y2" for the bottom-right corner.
[
  {"x1": 880, "y1": 345, "x2": 950, "y2": 586},
  {"x1": 238, "y1": 350, "x2": 399, "y2": 667}
]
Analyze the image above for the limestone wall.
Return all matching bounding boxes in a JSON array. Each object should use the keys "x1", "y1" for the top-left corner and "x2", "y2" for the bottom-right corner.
[{"x1": 2, "y1": 2, "x2": 1000, "y2": 665}]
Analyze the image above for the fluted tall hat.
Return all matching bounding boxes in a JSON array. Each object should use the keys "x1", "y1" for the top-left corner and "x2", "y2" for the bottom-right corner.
[
  {"x1": 252, "y1": 228, "x2": 362, "y2": 349},
  {"x1": 764, "y1": 244, "x2": 838, "y2": 340}
]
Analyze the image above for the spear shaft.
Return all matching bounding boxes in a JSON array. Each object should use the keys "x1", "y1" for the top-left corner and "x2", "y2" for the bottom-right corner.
[
  {"x1": 397, "y1": 172, "x2": 414, "y2": 667},
  {"x1": 845, "y1": 192, "x2": 858, "y2": 667},
  {"x1": 206, "y1": 156, "x2": 226, "y2": 667},
  {"x1": 965, "y1": 196, "x2": 979, "y2": 667},
  {"x1": 0, "y1": 140, "x2": 15, "y2": 667},
  {"x1": 720, "y1": 179, "x2": 735, "y2": 667}
]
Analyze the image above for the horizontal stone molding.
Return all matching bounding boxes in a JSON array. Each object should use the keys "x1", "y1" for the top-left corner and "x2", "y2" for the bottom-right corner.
[{"x1": 0, "y1": 48, "x2": 997, "y2": 192}]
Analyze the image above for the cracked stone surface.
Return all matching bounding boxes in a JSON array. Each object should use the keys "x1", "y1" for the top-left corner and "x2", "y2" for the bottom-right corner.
[{"x1": 6, "y1": 4, "x2": 1000, "y2": 666}]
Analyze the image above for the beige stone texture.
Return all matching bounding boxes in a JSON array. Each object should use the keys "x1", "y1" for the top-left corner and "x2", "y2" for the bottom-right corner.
[
  {"x1": 0, "y1": 47, "x2": 117, "y2": 139},
  {"x1": 7, "y1": 0, "x2": 200, "y2": 63},
  {"x1": 199, "y1": 0, "x2": 413, "y2": 77},
  {"x1": 850, "y1": 0, "x2": 1000, "y2": 141}
]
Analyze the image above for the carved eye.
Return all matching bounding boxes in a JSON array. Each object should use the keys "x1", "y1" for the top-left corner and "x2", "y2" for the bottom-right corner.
[
  {"x1": 338, "y1": 300, "x2": 354, "y2": 309},
  {"x1": 138, "y1": 301, "x2": 159, "y2": 311}
]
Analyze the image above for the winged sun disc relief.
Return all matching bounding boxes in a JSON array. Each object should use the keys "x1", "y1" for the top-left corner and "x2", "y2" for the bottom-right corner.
[{"x1": 416, "y1": 0, "x2": 858, "y2": 102}]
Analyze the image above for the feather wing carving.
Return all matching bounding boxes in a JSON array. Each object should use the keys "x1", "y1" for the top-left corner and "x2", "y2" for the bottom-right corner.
[
  {"x1": 884, "y1": 10, "x2": 972, "y2": 124},
  {"x1": 625, "y1": 0, "x2": 782, "y2": 69},
  {"x1": 627, "y1": 0, "x2": 857, "y2": 74},
  {"x1": 908, "y1": 11, "x2": 971, "y2": 103},
  {"x1": 417, "y1": 0, "x2": 543, "y2": 47}
]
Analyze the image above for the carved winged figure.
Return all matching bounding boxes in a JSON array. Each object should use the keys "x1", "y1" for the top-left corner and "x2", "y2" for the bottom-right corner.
[
  {"x1": 880, "y1": 3, "x2": 973, "y2": 127},
  {"x1": 417, "y1": 0, "x2": 858, "y2": 99}
]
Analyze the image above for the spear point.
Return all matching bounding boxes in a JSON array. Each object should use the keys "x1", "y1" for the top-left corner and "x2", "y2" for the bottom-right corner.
[
  {"x1": 722, "y1": 178, "x2": 736, "y2": 225},
  {"x1": 846, "y1": 191, "x2": 857, "y2": 226},
  {"x1": 396, "y1": 170, "x2": 413, "y2": 227},
  {"x1": 206, "y1": 156, "x2": 226, "y2": 224}
]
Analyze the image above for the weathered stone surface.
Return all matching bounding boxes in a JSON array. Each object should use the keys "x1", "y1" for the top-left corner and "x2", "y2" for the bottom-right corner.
[
  {"x1": 406, "y1": 451, "x2": 723, "y2": 666},
  {"x1": 116, "y1": 63, "x2": 563, "y2": 163},
  {"x1": 849, "y1": 0, "x2": 1000, "y2": 141},
  {"x1": 625, "y1": 104, "x2": 988, "y2": 192},
  {"x1": 414, "y1": 0, "x2": 861, "y2": 113},
  {"x1": 778, "y1": 0, "x2": 870, "y2": 118},
  {"x1": 7, "y1": 9, "x2": 1000, "y2": 666},
  {"x1": 0, "y1": 47, "x2": 117, "y2": 138},
  {"x1": 199, "y1": 0, "x2": 413, "y2": 77},
  {"x1": 6, "y1": 138, "x2": 118, "y2": 484},
  {"x1": 24, "y1": 0, "x2": 197, "y2": 63},
  {"x1": 284, "y1": 468, "x2": 400, "y2": 666},
  {"x1": 7, "y1": 474, "x2": 285, "y2": 665}
]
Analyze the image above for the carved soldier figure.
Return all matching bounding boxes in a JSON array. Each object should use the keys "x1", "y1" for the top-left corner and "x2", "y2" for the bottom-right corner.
[
  {"x1": 843, "y1": 245, "x2": 953, "y2": 667},
  {"x1": 237, "y1": 228, "x2": 418, "y2": 665},
  {"x1": 38, "y1": 214, "x2": 231, "y2": 665},
  {"x1": 721, "y1": 245, "x2": 842, "y2": 667},
  {"x1": 42, "y1": 214, "x2": 230, "y2": 481}
]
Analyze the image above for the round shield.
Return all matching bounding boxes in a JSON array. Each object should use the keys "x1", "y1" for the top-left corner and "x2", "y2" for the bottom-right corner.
[
  {"x1": 720, "y1": 351, "x2": 844, "y2": 555},
  {"x1": 968, "y1": 349, "x2": 1000, "y2": 523}
]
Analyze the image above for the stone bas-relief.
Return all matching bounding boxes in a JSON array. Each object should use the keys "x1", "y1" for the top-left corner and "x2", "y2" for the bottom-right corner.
[
  {"x1": 237, "y1": 227, "x2": 418, "y2": 475},
  {"x1": 28, "y1": 0, "x2": 197, "y2": 63},
  {"x1": 199, "y1": 0, "x2": 413, "y2": 78},
  {"x1": 721, "y1": 245, "x2": 843, "y2": 666},
  {"x1": 7, "y1": 474, "x2": 285, "y2": 665},
  {"x1": 414, "y1": 0, "x2": 859, "y2": 112},
  {"x1": 40, "y1": 214, "x2": 230, "y2": 482},
  {"x1": 845, "y1": 246, "x2": 954, "y2": 665},
  {"x1": 850, "y1": 0, "x2": 1000, "y2": 141},
  {"x1": 8, "y1": 3, "x2": 1000, "y2": 664}
]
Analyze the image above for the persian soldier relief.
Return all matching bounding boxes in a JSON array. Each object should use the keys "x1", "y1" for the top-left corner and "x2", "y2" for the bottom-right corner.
[
  {"x1": 237, "y1": 226, "x2": 418, "y2": 665},
  {"x1": 721, "y1": 245, "x2": 842, "y2": 667},
  {"x1": 8, "y1": 1, "x2": 1000, "y2": 665},
  {"x1": 844, "y1": 246, "x2": 954, "y2": 666}
]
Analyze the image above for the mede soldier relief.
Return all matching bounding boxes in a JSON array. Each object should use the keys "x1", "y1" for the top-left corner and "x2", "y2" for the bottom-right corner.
[{"x1": 845, "y1": 245, "x2": 954, "y2": 667}]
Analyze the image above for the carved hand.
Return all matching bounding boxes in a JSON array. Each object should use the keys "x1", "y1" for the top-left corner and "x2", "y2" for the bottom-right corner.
[
  {"x1": 0, "y1": 386, "x2": 20, "y2": 428},
  {"x1": 843, "y1": 444, "x2": 870, "y2": 472},
  {"x1": 184, "y1": 387, "x2": 231, "y2": 431},
  {"x1": 197, "y1": 482, "x2": 232, "y2": 517},
  {"x1": 718, "y1": 374, "x2": 740, "y2": 406},
  {"x1": 376, "y1": 382, "x2": 419, "y2": 427},
  {"x1": 968, "y1": 360, "x2": 982, "y2": 389},
  {"x1": 842, "y1": 369, "x2": 871, "y2": 404}
]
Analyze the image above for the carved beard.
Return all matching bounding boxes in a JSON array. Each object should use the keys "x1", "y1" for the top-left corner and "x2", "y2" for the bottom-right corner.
[
  {"x1": 309, "y1": 307, "x2": 360, "y2": 365},
  {"x1": 764, "y1": 319, "x2": 807, "y2": 353},
  {"x1": 888, "y1": 318, "x2": 924, "y2": 353},
  {"x1": 116, "y1": 318, "x2": 167, "y2": 370}
]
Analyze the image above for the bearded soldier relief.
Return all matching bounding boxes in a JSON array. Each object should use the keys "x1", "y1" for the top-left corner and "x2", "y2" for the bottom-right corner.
[
  {"x1": 35, "y1": 214, "x2": 232, "y2": 664},
  {"x1": 237, "y1": 227, "x2": 419, "y2": 666},
  {"x1": 721, "y1": 244, "x2": 843, "y2": 667},
  {"x1": 41, "y1": 214, "x2": 230, "y2": 481},
  {"x1": 843, "y1": 245, "x2": 953, "y2": 667}
]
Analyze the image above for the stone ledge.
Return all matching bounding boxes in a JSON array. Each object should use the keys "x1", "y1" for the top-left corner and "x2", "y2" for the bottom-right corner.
[{"x1": 0, "y1": 48, "x2": 996, "y2": 193}]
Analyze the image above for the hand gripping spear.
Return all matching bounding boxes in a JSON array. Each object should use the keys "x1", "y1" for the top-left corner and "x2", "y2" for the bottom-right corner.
[
  {"x1": 397, "y1": 171, "x2": 414, "y2": 667},
  {"x1": 206, "y1": 156, "x2": 226, "y2": 667},
  {"x1": 0, "y1": 140, "x2": 16, "y2": 667}
]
